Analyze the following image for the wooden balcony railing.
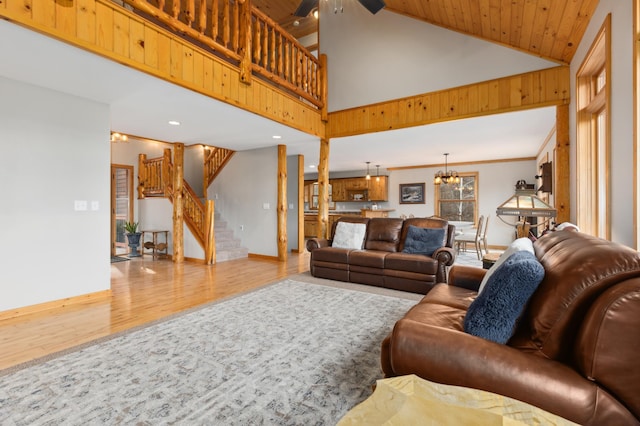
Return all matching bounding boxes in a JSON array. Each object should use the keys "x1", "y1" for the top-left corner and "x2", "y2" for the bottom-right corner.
[{"x1": 121, "y1": 0, "x2": 324, "y2": 108}]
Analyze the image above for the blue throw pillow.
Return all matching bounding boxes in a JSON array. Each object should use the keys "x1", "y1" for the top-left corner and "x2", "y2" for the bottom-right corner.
[
  {"x1": 464, "y1": 250, "x2": 544, "y2": 344},
  {"x1": 402, "y1": 225, "x2": 446, "y2": 256}
]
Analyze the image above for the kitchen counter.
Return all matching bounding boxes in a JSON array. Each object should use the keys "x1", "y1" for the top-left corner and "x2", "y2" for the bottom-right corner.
[{"x1": 361, "y1": 209, "x2": 395, "y2": 218}]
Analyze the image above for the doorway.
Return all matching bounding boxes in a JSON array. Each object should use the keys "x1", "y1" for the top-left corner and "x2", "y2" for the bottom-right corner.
[{"x1": 111, "y1": 164, "x2": 134, "y2": 256}]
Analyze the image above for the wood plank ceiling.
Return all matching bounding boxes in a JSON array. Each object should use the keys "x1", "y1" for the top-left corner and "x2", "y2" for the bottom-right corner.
[{"x1": 253, "y1": 0, "x2": 600, "y2": 64}]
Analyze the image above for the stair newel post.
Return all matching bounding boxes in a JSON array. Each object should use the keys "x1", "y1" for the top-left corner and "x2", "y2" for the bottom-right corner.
[
  {"x1": 317, "y1": 138, "x2": 330, "y2": 239},
  {"x1": 204, "y1": 199, "x2": 216, "y2": 265},
  {"x1": 173, "y1": 143, "x2": 185, "y2": 263},
  {"x1": 138, "y1": 154, "x2": 147, "y2": 199},
  {"x1": 163, "y1": 148, "x2": 172, "y2": 196},
  {"x1": 277, "y1": 145, "x2": 287, "y2": 261}
]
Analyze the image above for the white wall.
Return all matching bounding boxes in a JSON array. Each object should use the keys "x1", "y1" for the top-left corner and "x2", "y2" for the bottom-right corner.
[
  {"x1": 570, "y1": 0, "x2": 634, "y2": 245},
  {"x1": 320, "y1": 3, "x2": 558, "y2": 111},
  {"x1": 0, "y1": 77, "x2": 110, "y2": 311},
  {"x1": 286, "y1": 155, "x2": 300, "y2": 252},
  {"x1": 209, "y1": 146, "x2": 279, "y2": 257}
]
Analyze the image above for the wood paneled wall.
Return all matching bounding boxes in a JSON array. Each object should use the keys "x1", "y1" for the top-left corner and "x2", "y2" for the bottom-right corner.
[
  {"x1": 0, "y1": 0, "x2": 325, "y2": 137},
  {"x1": 327, "y1": 66, "x2": 570, "y2": 138}
]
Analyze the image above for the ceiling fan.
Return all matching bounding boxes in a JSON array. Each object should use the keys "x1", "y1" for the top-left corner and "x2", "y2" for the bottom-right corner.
[{"x1": 294, "y1": 0, "x2": 386, "y2": 17}]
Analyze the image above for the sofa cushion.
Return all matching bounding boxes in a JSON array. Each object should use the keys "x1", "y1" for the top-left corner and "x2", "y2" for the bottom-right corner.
[
  {"x1": 402, "y1": 225, "x2": 446, "y2": 256},
  {"x1": 364, "y1": 218, "x2": 404, "y2": 252},
  {"x1": 332, "y1": 221, "x2": 367, "y2": 249},
  {"x1": 349, "y1": 250, "x2": 388, "y2": 268},
  {"x1": 384, "y1": 252, "x2": 438, "y2": 274},
  {"x1": 464, "y1": 250, "x2": 544, "y2": 344},
  {"x1": 478, "y1": 237, "x2": 534, "y2": 294}
]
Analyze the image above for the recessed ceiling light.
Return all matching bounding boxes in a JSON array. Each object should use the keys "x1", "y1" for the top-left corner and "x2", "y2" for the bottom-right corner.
[
  {"x1": 272, "y1": 135, "x2": 282, "y2": 139},
  {"x1": 168, "y1": 120, "x2": 181, "y2": 126},
  {"x1": 309, "y1": 165, "x2": 315, "y2": 168}
]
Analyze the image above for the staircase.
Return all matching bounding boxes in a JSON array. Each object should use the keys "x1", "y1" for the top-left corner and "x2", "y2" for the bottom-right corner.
[
  {"x1": 138, "y1": 145, "x2": 245, "y2": 263},
  {"x1": 213, "y1": 212, "x2": 248, "y2": 262}
]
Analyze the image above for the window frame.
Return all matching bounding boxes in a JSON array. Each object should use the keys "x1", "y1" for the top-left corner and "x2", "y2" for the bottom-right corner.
[{"x1": 434, "y1": 172, "x2": 479, "y2": 223}]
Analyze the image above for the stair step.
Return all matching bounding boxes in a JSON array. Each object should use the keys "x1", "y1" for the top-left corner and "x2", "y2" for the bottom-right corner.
[{"x1": 215, "y1": 247, "x2": 249, "y2": 262}]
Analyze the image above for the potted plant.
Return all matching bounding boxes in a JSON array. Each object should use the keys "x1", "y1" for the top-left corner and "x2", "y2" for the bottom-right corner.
[{"x1": 124, "y1": 221, "x2": 142, "y2": 257}]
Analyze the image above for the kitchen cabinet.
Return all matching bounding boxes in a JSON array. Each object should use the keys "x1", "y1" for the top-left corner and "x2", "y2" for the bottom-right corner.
[{"x1": 368, "y1": 176, "x2": 388, "y2": 201}]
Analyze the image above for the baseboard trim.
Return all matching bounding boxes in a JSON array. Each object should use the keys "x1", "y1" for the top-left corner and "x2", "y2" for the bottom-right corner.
[{"x1": 0, "y1": 290, "x2": 112, "y2": 322}]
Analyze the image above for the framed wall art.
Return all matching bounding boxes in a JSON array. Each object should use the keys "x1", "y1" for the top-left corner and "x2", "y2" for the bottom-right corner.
[{"x1": 399, "y1": 183, "x2": 425, "y2": 204}]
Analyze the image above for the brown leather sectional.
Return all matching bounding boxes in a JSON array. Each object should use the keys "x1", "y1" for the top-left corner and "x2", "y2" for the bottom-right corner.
[
  {"x1": 306, "y1": 216, "x2": 456, "y2": 294},
  {"x1": 381, "y1": 230, "x2": 640, "y2": 425}
]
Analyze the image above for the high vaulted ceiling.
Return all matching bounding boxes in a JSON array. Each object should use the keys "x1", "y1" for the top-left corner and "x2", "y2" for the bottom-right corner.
[{"x1": 255, "y1": 0, "x2": 599, "y2": 64}]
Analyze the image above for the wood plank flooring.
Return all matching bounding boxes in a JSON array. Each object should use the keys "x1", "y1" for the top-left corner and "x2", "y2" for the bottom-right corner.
[{"x1": 0, "y1": 253, "x2": 310, "y2": 371}]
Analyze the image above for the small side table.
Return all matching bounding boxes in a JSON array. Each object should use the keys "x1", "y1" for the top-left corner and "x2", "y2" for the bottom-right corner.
[
  {"x1": 482, "y1": 252, "x2": 501, "y2": 269},
  {"x1": 140, "y1": 230, "x2": 169, "y2": 259}
]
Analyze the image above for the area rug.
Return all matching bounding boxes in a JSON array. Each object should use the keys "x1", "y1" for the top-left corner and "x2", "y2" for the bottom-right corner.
[
  {"x1": 0, "y1": 279, "x2": 418, "y2": 425},
  {"x1": 110, "y1": 255, "x2": 130, "y2": 263}
]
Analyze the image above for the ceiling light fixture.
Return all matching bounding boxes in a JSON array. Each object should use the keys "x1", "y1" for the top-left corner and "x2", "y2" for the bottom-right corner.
[
  {"x1": 110, "y1": 132, "x2": 128, "y2": 143},
  {"x1": 272, "y1": 135, "x2": 282, "y2": 139},
  {"x1": 434, "y1": 153, "x2": 459, "y2": 185},
  {"x1": 365, "y1": 161, "x2": 371, "y2": 180},
  {"x1": 168, "y1": 120, "x2": 181, "y2": 126},
  {"x1": 376, "y1": 165, "x2": 381, "y2": 182}
]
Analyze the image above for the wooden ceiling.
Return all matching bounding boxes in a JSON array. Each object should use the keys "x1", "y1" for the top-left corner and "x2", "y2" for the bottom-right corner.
[{"x1": 252, "y1": 0, "x2": 600, "y2": 64}]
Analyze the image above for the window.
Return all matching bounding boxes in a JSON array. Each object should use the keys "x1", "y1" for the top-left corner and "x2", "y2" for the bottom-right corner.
[
  {"x1": 576, "y1": 15, "x2": 610, "y2": 239},
  {"x1": 435, "y1": 173, "x2": 478, "y2": 222}
]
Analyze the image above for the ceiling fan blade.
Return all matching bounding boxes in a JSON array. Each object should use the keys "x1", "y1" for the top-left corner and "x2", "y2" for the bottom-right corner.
[
  {"x1": 294, "y1": 0, "x2": 318, "y2": 17},
  {"x1": 357, "y1": 0, "x2": 386, "y2": 14}
]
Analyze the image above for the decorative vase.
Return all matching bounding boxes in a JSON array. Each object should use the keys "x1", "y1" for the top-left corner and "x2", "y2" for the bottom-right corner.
[{"x1": 126, "y1": 232, "x2": 142, "y2": 257}]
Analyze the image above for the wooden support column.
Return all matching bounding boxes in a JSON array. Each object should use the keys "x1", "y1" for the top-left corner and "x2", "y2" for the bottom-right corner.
[
  {"x1": 204, "y1": 199, "x2": 216, "y2": 265},
  {"x1": 277, "y1": 145, "x2": 288, "y2": 261},
  {"x1": 173, "y1": 143, "x2": 185, "y2": 263},
  {"x1": 297, "y1": 155, "x2": 305, "y2": 253},
  {"x1": 137, "y1": 154, "x2": 146, "y2": 199},
  {"x1": 317, "y1": 138, "x2": 330, "y2": 238},
  {"x1": 555, "y1": 104, "x2": 570, "y2": 224}
]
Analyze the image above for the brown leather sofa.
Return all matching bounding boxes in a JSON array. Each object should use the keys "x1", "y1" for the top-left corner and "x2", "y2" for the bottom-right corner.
[
  {"x1": 381, "y1": 230, "x2": 640, "y2": 425},
  {"x1": 306, "y1": 217, "x2": 456, "y2": 294}
]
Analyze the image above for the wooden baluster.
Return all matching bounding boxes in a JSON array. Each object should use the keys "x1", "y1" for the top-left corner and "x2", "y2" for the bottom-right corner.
[
  {"x1": 204, "y1": 199, "x2": 215, "y2": 264},
  {"x1": 253, "y1": 20, "x2": 261, "y2": 64},
  {"x1": 270, "y1": 25, "x2": 276, "y2": 73},
  {"x1": 222, "y1": 0, "x2": 230, "y2": 47},
  {"x1": 163, "y1": 148, "x2": 172, "y2": 196},
  {"x1": 198, "y1": 0, "x2": 206, "y2": 34},
  {"x1": 232, "y1": 0, "x2": 239, "y2": 52},
  {"x1": 158, "y1": 0, "x2": 166, "y2": 13},
  {"x1": 185, "y1": 0, "x2": 195, "y2": 26},
  {"x1": 172, "y1": 0, "x2": 180, "y2": 19},
  {"x1": 262, "y1": 22, "x2": 268, "y2": 71},
  {"x1": 211, "y1": 0, "x2": 218, "y2": 40},
  {"x1": 277, "y1": 34, "x2": 283, "y2": 77},
  {"x1": 285, "y1": 41, "x2": 290, "y2": 82},
  {"x1": 239, "y1": 0, "x2": 252, "y2": 83}
]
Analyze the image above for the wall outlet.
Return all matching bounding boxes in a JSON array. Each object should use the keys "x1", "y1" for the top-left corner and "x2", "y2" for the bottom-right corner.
[{"x1": 91, "y1": 201, "x2": 99, "y2": 211}]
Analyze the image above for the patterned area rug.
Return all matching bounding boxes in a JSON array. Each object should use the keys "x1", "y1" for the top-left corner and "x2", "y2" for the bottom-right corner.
[
  {"x1": 110, "y1": 255, "x2": 130, "y2": 263},
  {"x1": 0, "y1": 279, "x2": 417, "y2": 425}
]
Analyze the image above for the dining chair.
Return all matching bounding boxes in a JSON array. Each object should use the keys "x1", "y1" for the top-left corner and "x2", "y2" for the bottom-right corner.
[{"x1": 455, "y1": 215, "x2": 485, "y2": 260}]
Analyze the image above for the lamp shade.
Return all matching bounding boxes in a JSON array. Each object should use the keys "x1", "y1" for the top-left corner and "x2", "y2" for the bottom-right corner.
[{"x1": 496, "y1": 187, "x2": 556, "y2": 218}]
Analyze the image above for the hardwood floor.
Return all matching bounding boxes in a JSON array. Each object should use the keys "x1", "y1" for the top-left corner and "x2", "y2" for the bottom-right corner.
[{"x1": 0, "y1": 253, "x2": 310, "y2": 371}]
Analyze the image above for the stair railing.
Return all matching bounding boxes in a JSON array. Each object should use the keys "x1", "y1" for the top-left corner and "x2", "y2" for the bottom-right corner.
[
  {"x1": 204, "y1": 146, "x2": 235, "y2": 189},
  {"x1": 138, "y1": 148, "x2": 216, "y2": 264}
]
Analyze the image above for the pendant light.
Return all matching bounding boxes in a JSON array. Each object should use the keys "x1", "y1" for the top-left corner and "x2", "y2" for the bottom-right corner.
[
  {"x1": 365, "y1": 162, "x2": 371, "y2": 180},
  {"x1": 376, "y1": 165, "x2": 380, "y2": 182}
]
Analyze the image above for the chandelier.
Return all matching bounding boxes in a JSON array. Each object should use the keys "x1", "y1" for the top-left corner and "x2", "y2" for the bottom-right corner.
[{"x1": 434, "y1": 153, "x2": 459, "y2": 185}]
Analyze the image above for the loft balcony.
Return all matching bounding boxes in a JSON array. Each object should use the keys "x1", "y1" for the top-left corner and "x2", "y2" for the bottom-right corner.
[{"x1": 0, "y1": 0, "x2": 326, "y2": 137}]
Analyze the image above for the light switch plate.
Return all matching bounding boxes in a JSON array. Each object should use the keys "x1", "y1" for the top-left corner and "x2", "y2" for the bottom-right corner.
[
  {"x1": 74, "y1": 200, "x2": 87, "y2": 211},
  {"x1": 263, "y1": 203, "x2": 270, "y2": 210}
]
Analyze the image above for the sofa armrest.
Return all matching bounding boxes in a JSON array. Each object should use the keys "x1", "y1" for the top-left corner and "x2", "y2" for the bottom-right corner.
[
  {"x1": 447, "y1": 265, "x2": 486, "y2": 291},
  {"x1": 306, "y1": 238, "x2": 331, "y2": 251},
  {"x1": 432, "y1": 247, "x2": 456, "y2": 283},
  {"x1": 388, "y1": 319, "x2": 600, "y2": 425}
]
